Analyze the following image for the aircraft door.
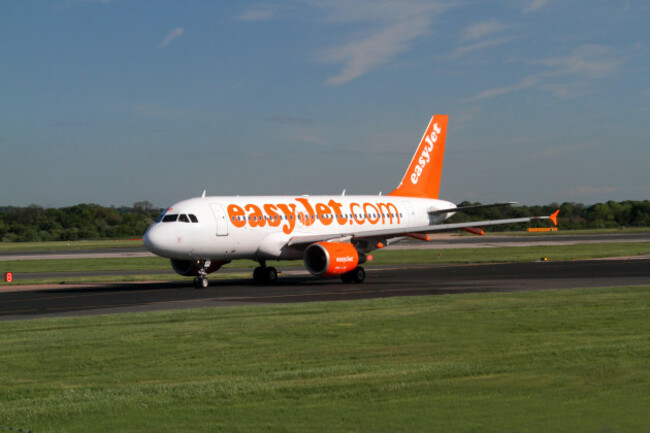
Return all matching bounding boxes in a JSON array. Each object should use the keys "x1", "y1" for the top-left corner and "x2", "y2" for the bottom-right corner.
[{"x1": 209, "y1": 204, "x2": 229, "y2": 236}]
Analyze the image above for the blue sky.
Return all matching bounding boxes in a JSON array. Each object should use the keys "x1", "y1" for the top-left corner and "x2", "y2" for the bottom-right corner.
[{"x1": 1, "y1": 0, "x2": 648, "y2": 207}]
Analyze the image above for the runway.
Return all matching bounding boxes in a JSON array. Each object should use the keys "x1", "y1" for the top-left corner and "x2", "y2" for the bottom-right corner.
[{"x1": 1, "y1": 258, "x2": 648, "y2": 321}]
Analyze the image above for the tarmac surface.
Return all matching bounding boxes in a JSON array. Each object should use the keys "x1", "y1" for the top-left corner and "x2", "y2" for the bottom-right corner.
[{"x1": 1, "y1": 258, "x2": 648, "y2": 321}]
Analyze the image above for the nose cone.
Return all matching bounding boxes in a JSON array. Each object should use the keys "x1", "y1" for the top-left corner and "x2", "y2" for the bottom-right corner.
[{"x1": 143, "y1": 224, "x2": 170, "y2": 257}]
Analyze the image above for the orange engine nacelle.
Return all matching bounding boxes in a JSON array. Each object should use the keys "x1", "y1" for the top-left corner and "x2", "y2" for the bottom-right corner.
[
  {"x1": 170, "y1": 259, "x2": 225, "y2": 276},
  {"x1": 304, "y1": 242, "x2": 363, "y2": 277}
]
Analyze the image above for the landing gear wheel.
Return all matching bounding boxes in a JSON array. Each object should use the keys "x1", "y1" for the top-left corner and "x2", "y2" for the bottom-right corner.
[
  {"x1": 194, "y1": 276, "x2": 208, "y2": 288},
  {"x1": 341, "y1": 266, "x2": 365, "y2": 283},
  {"x1": 351, "y1": 266, "x2": 365, "y2": 283},
  {"x1": 253, "y1": 266, "x2": 278, "y2": 284},
  {"x1": 253, "y1": 267, "x2": 264, "y2": 284},
  {"x1": 265, "y1": 266, "x2": 278, "y2": 283}
]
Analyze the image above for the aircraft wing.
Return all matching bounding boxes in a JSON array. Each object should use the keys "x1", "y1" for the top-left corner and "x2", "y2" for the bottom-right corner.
[
  {"x1": 287, "y1": 210, "x2": 559, "y2": 247},
  {"x1": 427, "y1": 202, "x2": 517, "y2": 214}
]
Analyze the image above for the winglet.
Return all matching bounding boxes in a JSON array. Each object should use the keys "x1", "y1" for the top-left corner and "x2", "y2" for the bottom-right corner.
[{"x1": 549, "y1": 209, "x2": 560, "y2": 226}]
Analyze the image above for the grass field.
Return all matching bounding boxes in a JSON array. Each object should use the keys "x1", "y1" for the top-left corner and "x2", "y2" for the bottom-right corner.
[
  {"x1": 0, "y1": 239, "x2": 143, "y2": 253},
  {"x1": 0, "y1": 286, "x2": 648, "y2": 432}
]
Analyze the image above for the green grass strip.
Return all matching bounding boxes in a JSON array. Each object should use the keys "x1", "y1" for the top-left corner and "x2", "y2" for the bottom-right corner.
[
  {"x1": 0, "y1": 286, "x2": 648, "y2": 432},
  {"x1": 370, "y1": 241, "x2": 650, "y2": 265},
  {"x1": 0, "y1": 239, "x2": 143, "y2": 253}
]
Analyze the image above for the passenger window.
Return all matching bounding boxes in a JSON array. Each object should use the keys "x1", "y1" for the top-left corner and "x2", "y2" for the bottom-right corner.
[
  {"x1": 189, "y1": 214, "x2": 198, "y2": 223},
  {"x1": 162, "y1": 214, "x2": 178, "y2": 222},
  {"x1": 179, "y1": 214, "x2": 190, "y2": 223}
]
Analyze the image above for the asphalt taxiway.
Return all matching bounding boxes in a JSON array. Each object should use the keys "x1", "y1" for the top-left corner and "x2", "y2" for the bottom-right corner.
[{"x1": 1, "y1": 258, "x2": 648, "y2": 321}]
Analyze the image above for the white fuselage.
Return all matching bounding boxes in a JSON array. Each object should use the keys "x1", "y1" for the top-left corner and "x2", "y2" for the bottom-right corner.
[{"x1": 143, "y1": 195, "x2": 456, "y2": 262}]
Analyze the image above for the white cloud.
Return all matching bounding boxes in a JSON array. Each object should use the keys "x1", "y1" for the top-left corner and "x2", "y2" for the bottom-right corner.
[
  {"x1": 322, "y1": 17, "x2": 431, "y2": 86},
  {"x1": 453, "y1": 20, "x2": 511, "y2": 58},
  {"x1": 454, "y1": 36, "x2": 513, "y2": 57},
  {"x1": 466, "y1": 44, "x2": 622, "y2": 101},
  {"x1": 467, "y1": 75, "x2": 539, "y2": 101},
  {"x1": 238, "y1": 7, "x2": 277, "y2": 21},
  {"x1": 540, "y1": 82, "x2": 592, "y2": 99},
  {"x1": 535, "y1": 44, "x2": 621, "y2": 79},
  {"x1": 317, "y1": 0, "x2": 455, "y2": 86},
  {"x1": 523, "y1": 0, "x2": 550, "y2": 14},
  {"x1": 459, "y1": 20, "x2": 507, "y2": 43},
  {"x1": 157, "y1": 27, "x2": 185, "y2": 49}
]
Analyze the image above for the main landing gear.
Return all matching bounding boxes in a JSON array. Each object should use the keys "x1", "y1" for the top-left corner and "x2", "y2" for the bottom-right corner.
[
  {"x1": 253, "y1": 260, "x2": 278, "y2": 285},
  {"x1": 341, "y1": 266, "x2": 365, "y2": 284}
]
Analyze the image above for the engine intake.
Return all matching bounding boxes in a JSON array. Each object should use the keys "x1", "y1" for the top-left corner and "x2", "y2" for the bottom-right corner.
[
  {"x1": 170, "y1": 259, "x2": 225, "y2": 276},
  {"x1": 304, "y1": 242, "x2": 363, "y2": 277}
]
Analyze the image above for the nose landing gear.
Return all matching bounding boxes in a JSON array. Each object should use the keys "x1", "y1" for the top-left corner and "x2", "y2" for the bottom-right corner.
[
  {"x1": 193, "y1": 260, "x2": 211, "y2": 288},
  {"x1": 193, "y1": 275, "x2": 209, "y2": 288}
]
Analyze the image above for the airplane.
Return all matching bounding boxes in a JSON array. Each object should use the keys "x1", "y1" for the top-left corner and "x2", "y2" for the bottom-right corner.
[{"x1": 143, "y1": 114, "x2": 559, "y2": 288}]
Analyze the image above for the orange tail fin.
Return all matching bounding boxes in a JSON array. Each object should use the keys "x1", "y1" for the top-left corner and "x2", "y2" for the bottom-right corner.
[{"x1": 388, "y1": 114, "x2": 448, "y2": 199}]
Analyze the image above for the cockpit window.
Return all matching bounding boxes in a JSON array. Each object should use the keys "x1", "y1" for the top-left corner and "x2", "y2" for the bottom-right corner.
[
  {"x1": 179, "y1": 214, "x2": 190, "y2": 223},
  {"x1": 189, "y1": 214, "x2": 198, "y2": 223},
  {"x1": 162, "y1": 214, "x2": 178, "y2": 222},
  {"x1": 155, "y1": 210, "x2": 166, "y2": 223}
]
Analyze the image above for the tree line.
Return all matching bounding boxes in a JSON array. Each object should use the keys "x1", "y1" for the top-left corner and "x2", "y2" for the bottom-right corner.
[
  {"x1": 448, "y1": 200, "x2": 650, "y2": 231},
  {"x1": 0, "y1": 201, "x2": 161, "y2": 242},
  {"x1": 0, "y1": 200, "x2": 648, "y2": 242}
]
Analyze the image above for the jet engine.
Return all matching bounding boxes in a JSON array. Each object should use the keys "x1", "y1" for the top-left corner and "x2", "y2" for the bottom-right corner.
[
  {"x1": 170, "y1": 259, "x2": 225, "y2": 276},
  {"x1": 303, "y1": 242, "x2": 365, "y2": 277}
]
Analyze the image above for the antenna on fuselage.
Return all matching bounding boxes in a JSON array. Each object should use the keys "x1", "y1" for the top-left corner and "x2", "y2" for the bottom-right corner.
[
  {"x1": 342, "y1": 189, "x2": 346, "y2": 196},
  {"x1": 201, "y1": 190, "x2": 206, "y2": 198}
]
